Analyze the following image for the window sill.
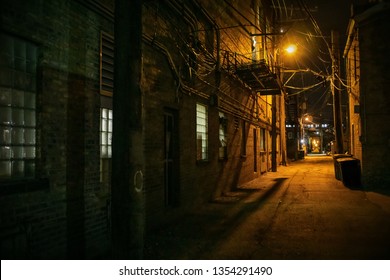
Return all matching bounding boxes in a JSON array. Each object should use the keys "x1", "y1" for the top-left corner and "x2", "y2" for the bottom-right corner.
[
  {"x1": 0, "y1": 178, "x2": 50, "y2": 196},
  {"x1": 196, "y1": 159, "x2": 210, "y2": 165}
]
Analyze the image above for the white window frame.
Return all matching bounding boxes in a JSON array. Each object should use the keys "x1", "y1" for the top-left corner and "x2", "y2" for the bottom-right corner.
[
  {"x1": 218, "y1": 112, "x2": 227, "y2": 160},
  {"x1": 100, "y1": 107, "x2": 112, "y2": 188},
  {"x1": 196, "y1": 103, "x2": 208, "y2": 161}
]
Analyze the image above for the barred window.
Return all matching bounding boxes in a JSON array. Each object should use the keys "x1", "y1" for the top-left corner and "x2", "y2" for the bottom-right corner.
[
  {"x1": 196, "y1": 103, "x2": 208, "y2": 161},
  {"x1": 0, "y1": 33, "x2": 37, "y2": 179}
]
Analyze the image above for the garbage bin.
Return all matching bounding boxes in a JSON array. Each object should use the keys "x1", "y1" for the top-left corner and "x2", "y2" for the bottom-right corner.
[
  {"x1": 336, "y1": 157, "x2": 361, "y2": 188},
  {"x1": 333, "y1": 154, "x2": 353, "y2": 180},
  {"x1": 298, "y1": 149, "x2": 305, "y2": 159}
]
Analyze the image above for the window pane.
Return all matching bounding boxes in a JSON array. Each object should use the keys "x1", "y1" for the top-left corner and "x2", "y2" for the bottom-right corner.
[
  {"x1": 12, "y1": 128, "x2": 24, "y2": 144},
  {"x1": 101, "y1": 132, "x2": 107, "y2": 145},
  {"x1": 25, "y1": 146, "x2": 35, "y2": 158},
  {"x1": 108, "y1": 119, "x2": 112, "y2": 132},
  {"x1": 24, "y1": 128, "x2": 35, "y2": 144},
  {"x1": 25, "y1": 110, "x2": 35, "y2": 126},
  {"x1": 107, "y1": 132, "x2": 112, "y2": 145},
  {"x1": 24, "y1": 92, "x2": 35, "y2": 108},
  {"x1": 12, "y1": 89, "x2": 24, "y2": 107},
  {"x1": 12, "y1": 108, "x2": 24, "y2": 125},
  {"x1": 196, "y1": 103, "x2": 208, "y2": 160},
  {"x1": 102, "y1": 118, "x2": 107, "y2": 131},
  {"x1": 0, "y1": 146, "x2": 11, "y2": 159},
  {"x1": 0, "y1": 128, "x2": 11, "y2": 144},
  {"x1": 0, "y1": 107, "x2": 11, "y2": 125},
  {"x1": 102, "y1": 108, "x2": 108, "y2": 119},
  {"x1": 13, "y1": 147, "x2": 24, "y2": 159},
  {"x1": 0, "y1": 87, "x2": 11, "y2": 106},
  {"x1": 0, "y1": 161, "x2": 11, "y2": 177},
  {"x1": 101, "y1": 146, "x2": 107, "y2": 158}
]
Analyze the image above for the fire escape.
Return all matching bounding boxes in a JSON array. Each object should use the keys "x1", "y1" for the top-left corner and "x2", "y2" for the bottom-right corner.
[{"x1": 222, "y1": 51, "x2": 281, "y2": 95}]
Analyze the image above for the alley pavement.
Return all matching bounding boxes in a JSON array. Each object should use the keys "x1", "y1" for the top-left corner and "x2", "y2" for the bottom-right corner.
[{"x1": 144, "y1": 155, "x2": 390, "y2": 259}]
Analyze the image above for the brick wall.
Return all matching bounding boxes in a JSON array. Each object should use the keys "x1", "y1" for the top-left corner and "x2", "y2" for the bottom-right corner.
[
  {"x1": 358, "y1": 10, "x2": 390, "y2": 188},
  {"x1": 141, "y1": 0, "x2": 281, "y2": 229},
  {"x1": 0, "y1": 0, "x2": 112, "y2": 258}
]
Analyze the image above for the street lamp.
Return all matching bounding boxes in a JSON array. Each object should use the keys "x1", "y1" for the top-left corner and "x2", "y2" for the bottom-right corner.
[
  {"x1": 285, "y1": 44, "x2": 297, "y2": 54},
  {"x1": 272, "y1": 43, "x2": 298, "y2": 170}
]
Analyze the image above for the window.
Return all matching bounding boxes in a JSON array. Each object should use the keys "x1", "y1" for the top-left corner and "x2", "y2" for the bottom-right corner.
[
  {"x1": 100, "y1": 108, "x2": 112, "y2": 189},
  {"x1": 260, "y1": 128, "x2": 266, "y2": 151},
  {"x1": 196, "y1": 103, "x2": 208, "y2": 160},
  {"x1": 0, "y1": 33, "x2": 37, "y2": 179},
  {"x1": 219, "y1": 112, "x2": 227, "y2": 160}
]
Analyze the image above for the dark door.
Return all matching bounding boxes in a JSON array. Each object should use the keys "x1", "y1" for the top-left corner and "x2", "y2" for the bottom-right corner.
[{"x1": 164, "y1": 110, "x2": 180, "y2": 207}]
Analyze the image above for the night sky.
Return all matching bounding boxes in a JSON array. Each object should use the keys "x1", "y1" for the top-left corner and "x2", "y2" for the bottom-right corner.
[
  {"x1": 281, "y1": 0, "x2": 352, "y2": 122},
  {"x1": 314, "y1": 0, "x2": 351, "y2": 42}
]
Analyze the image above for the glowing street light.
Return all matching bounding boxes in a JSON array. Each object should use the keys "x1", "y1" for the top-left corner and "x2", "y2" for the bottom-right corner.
[{"x1": 285, "y1": 44, "x2": 297, "y2": 54}]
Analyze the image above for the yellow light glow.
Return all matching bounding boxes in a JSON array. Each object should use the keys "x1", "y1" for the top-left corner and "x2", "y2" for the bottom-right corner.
[{"x1": 285, "y1": 44, "x2": 297, "y2": 54}]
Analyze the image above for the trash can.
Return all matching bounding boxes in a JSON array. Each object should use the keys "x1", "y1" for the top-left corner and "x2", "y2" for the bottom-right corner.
[
  {"x1": 333, "y1": 154, "x2": 353, "y2": 180},
  {"x1": 336, "y1": 157, "x2": 362, "y2": 188},
  {"x1": 298, "y1": 149, "x2": 305, "y2": 159}
]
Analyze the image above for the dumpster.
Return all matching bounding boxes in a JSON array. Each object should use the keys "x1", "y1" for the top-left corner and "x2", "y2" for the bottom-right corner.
[
  {"x1": 336, "y1": 157, "x2": 361, "y2": 188},
  {"x1": 333, "y1": 154, "x2": 353, "y2": 180}
]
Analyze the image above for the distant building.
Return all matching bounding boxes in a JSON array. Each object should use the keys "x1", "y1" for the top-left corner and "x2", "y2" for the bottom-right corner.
[
  {"x1": 0, "y1": 0, "x2": 285, "y2": 258},
  {"x1": 343, "y1": 1, "x2": 390, "y2": 188}
]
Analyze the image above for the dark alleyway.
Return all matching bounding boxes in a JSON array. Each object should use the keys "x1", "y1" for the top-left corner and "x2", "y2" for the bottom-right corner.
[{"x1": 144, "y1": 155, "x2": 390, "y2": 259}]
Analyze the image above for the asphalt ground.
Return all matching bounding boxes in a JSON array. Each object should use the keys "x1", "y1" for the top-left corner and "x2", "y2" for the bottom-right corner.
[{"x1": 144, "y1": 155, "x2": 390, "y2": 259}]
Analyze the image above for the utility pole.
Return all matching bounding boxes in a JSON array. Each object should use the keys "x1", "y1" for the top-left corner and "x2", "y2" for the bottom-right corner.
[
  {"x1": 280, "y1": 90, "x2": 287, "y2": 165},
  {"x1": 111, "y1": 0, "x2": 144, "y2": 259},
  {"x1": 331, "y1": 30, "x2": 344, "y2": 154},
  {"x1": 271, "y1": 94, "x2": 277, "y2": 171}
]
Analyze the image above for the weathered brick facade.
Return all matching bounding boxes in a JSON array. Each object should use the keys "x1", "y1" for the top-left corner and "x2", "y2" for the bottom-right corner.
[
  {"x1": 344, "y1": 1, "x2": 390, "y2": 188},
  {"x1": 1, "y1": 0, "x2": 283, "y2": 258}
]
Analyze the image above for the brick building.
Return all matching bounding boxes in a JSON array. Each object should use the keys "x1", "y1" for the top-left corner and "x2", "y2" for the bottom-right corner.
[
  {"x1": 343, "y1": 0, "x2": 390, "y2": 188},
  {"x1": 1, "y1": 0, "x2": 285, "y2": 258}
]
